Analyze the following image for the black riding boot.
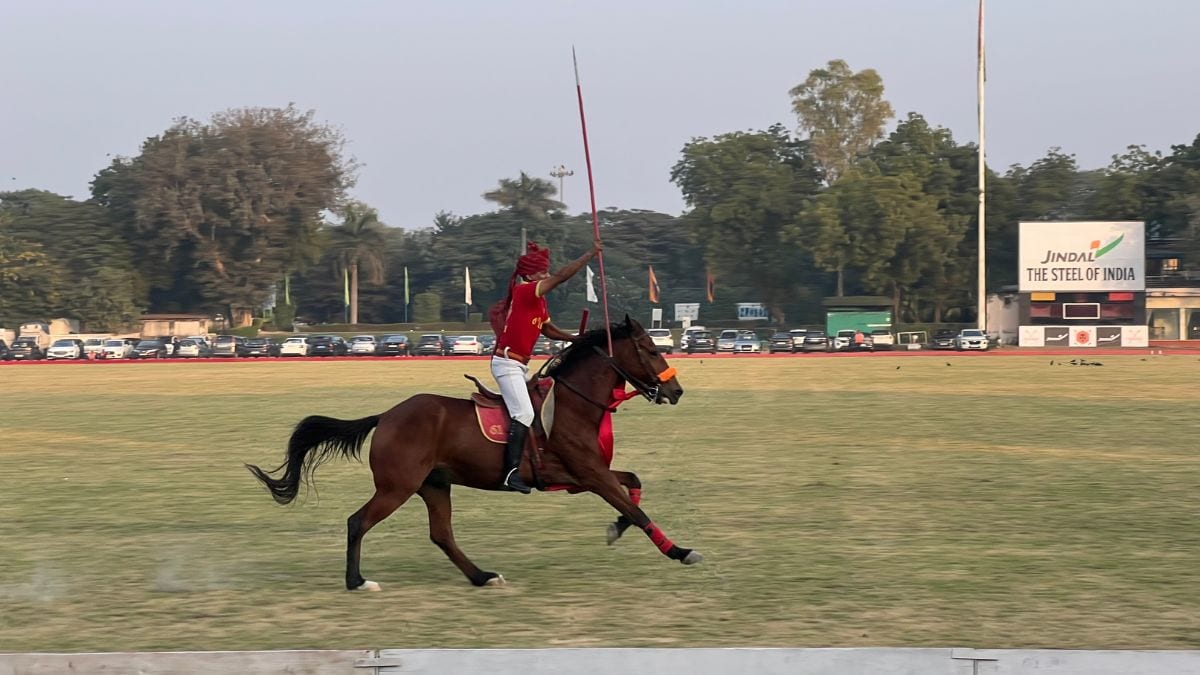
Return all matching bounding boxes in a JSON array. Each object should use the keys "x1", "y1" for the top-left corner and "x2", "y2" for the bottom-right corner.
[{"x1": 502, "y1": 421, "x2": 532, "y2": 494}]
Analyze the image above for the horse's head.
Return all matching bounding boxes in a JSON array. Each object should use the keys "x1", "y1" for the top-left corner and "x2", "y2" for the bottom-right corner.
[{"x1": 616, "y1": 315, "x2": 684, "y2": 405}]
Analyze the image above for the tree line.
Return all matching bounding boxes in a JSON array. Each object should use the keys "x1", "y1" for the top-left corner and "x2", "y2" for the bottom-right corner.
[{"x1": 3, "y1": 62, "x2": 1199, "y2": 330}]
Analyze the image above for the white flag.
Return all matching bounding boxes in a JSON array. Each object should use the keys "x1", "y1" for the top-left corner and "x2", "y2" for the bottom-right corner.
[
  {"x1": 586, "y1": 265, "x2": 598, "y2": 303},
  {"x1": 464, "y1": 266, "x2": 472, "y2": 305}
]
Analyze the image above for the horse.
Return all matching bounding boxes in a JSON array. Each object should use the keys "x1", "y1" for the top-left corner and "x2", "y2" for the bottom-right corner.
[{"x1": 245, "y1": 315, "x2": 702, "y2": 591}]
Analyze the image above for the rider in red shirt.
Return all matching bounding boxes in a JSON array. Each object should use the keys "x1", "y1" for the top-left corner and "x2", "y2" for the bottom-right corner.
[{"x1": 488, "y1": 239, "x2": 602, "y2": 492}]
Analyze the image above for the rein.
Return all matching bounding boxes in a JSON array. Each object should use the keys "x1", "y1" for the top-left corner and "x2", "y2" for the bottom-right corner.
[{"x1": 538, "y1": 331, "x2": 676, "y2": 412}]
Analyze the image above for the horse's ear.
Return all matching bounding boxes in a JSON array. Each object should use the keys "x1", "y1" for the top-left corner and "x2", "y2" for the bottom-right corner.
[{"x1": 623, "y1": 314, "x2": 632, "y2": 327}]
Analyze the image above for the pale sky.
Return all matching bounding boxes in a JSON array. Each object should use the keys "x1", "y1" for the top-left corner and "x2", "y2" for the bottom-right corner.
[{"x1": 2, "y1": 0, "x2": 1197, "y2": 229}]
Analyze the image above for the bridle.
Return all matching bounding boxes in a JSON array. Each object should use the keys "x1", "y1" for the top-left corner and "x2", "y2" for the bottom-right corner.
[{"x1": 542, "y1": 330, "x2": 677, "y2": 411}]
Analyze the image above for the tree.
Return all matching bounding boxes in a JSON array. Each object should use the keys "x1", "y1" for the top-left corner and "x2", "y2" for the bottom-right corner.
[
  {"x1": 790, "y1": 59, "x2": 895, "y2": 184},
  {"x1": 482, "y1": 172, "x2": 564, "y2": 222},
  {"x1": 672, "y1": 125, "x2": 824, "y2": 322},
  {"x1": 90, "y1": 105, "x2": 353, "y2": 318},
  {"x1": 1088, "y1": 145, "x2": 1162, "y2": 221},
  {"x1": 329, "y1": 202, "x2": 387, "y2": 325},
  {"x1": 0, "y1": 229, "x2": 69, "y2": 326}
]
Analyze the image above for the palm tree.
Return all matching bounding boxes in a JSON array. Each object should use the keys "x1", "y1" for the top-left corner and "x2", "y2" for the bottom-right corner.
[
  {"x1": 482, "y1": 172, "x2": 565, "y2": 221},
  {"x1": 330, "y1": 201, "x2": 386, "y2": 325}
]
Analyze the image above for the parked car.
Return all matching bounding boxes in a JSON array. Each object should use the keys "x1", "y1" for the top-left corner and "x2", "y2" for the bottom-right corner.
[
  {"x1": 684, "y1": 330, "x2": 716, "y2": 354},
  {"x1": 931, "y1": 329, "x2": 958, "y2": 350},
  {"x1": 308, "y1": 335, "x2": 348, "y2": 356},
  {"x1": 377, "y1": 334, "x2": 410, "y2": 356},
  {"x1": 211, "y1": 335, "x2": 248, "y2": 358},
  {"x1": 46, "y1": 338, "x2": 87, "y2": 360},
  {"x1": 716, "y1": 330, "x2": 739, "y2": 353},
  {"x1": 131, "y1": 340, "x2": 169, "y2": 359},
  {"x1": 532, "y1": 336, "x2": 554, "y2": 356},
  {"x1": 870, "y1": 330, "x2": 895, "y2": 351},
  {"x1": 279, "y1": 336, "x2": 310, "y2": 357},
  {"x1": 0, "y1": 339, "x2": 10, "y2": 361},
  {"x1": 441, "y1": 336, "x2": 458, "y2": 356},
  {"x1": 451, "y1": 335, "x2": 483, "y2": 356},
  {"x1": 349, "y1": 335, "x2": 378, "y2": 356},
  {"x1": 955, "y1": 328, "x2": 989, "y2": 351},
  {"x1": 175, "y1": 339, "x2": 210, "y2": 358},
  {"x1": 831, "y1": 330, "x2": 873, "y2": 352},
  {"x1": 788, "y1": 329, "x2": 809, "y2": 351},
  {"x1": 733, "y1": 330, "x2": 761, "y2": 354},
  {"x1": 680, "y1": 326, "x2": 708, "y2": 352},
  {"x1": 82, "y1": 338, "x2": 108, "y2": 359},
  {"x1": 9, "y1": 336, "x2": 46, "y2": 361},
  {"x1": 646, "y1": 328, "x2": 674, "y2": 354},
  {"x1": 244, "y1": 337, "x2": 280, "y2": 357},
  {"x1": 802, "y1": 331, "x2": 828, "y2": 352},
  {"x1": 101, "y1": 338, "x2": 137, "y2": 360},
  {"x1": 479, "y1": 334, "x2": 497, "y2": 354},
  {"x1": 768, "y1": 332, "x2": 796, "y2": 353},
  {"x1": 414, "y1": 334, "x2": 445, "y2": 356}
]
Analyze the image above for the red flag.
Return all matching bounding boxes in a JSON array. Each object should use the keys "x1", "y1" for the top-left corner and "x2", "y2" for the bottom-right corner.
[
  {"x1": 706, "y1": 269, "x2": 715, "y2": 303},
  {"x1": 648, "y1": 266, "x2": 660, "y2": 304}
]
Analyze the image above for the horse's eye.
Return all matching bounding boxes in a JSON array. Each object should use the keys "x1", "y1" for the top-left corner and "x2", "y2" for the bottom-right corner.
[{"x1": 648, "y1": 349, "x2": 659, "y2": 357}]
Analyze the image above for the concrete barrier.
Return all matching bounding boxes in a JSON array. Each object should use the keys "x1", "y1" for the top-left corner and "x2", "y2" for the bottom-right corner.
[{"x1": 3, "y1": 648, "x2": 1199, "y2": 674}]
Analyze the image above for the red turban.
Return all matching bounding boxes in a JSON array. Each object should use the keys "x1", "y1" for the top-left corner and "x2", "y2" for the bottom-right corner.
[
  {"x1": 516, "y1": 241, "x2": 551, "y2": 277},
  {"x1": 490, "y1": 241, "x2": 552, "y2": 336}
]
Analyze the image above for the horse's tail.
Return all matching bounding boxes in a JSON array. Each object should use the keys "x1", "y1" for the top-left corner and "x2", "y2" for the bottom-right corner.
[{"x1": 246, "y1": 414, "x2": 381, "y2": 505}]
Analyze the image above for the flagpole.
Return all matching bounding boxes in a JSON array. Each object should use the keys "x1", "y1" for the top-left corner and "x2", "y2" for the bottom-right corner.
[
  {"x1": 573, "y1": 47, "x2": 613, "y2": 354},
  {"x1": 977, "y1": 0, "x2": 987, "y2": 331}
]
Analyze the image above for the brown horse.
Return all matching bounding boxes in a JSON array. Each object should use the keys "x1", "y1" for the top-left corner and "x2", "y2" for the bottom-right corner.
[{"x1": 246, "y1": 316, "x2": 701, "y2": 591}]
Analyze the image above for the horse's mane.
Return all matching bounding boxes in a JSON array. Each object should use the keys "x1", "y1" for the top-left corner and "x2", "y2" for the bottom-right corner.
[{"x1": 545, "y1": 322, "x2": 635, "y2": 378}]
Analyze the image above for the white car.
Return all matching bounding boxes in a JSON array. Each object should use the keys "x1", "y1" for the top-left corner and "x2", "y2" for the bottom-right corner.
[
  {"x1": 46, "y1": 338, "x2": 86, "y2": 360},
  {"x1": 280, "y1": 337, "x2": 310, "y2": 357},
  {"x1": 870, "y1": 330, "x2": 895, "y2": 351},
  {"x1": 955, "y1": 329, "x2": 989, "y2": 351},
  {"x1": 451, "y1": 335, "x2": 483, "y2": 355},
  {"x1": 101, "y1": 338, "x2": 136, "y2": 359},
  {"x1": 83, "y1": 338, "x2": 107, "y2": 359},
  {"x1": 349, "y1": 335, "x2": 378, "y2": 356},
  {"x1": 646, "y1": 328, "x2": 674, "y2": 354},
  {"x1": 175, "y1": 339, "x2": 207, "y2": 358}
]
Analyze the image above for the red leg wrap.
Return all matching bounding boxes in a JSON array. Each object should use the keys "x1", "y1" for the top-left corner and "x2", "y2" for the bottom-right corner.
[
  {"x1": 644, "y1": 522, "x2": 674, "y2": 555},
  {"x1": 628, "y1": 488, "x2": 642, "y2": 506}
]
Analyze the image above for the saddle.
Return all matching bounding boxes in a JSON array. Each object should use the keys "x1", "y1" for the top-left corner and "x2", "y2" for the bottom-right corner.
[{"x1": 463, "y1": 374, "x2": 556, "y2": 445}]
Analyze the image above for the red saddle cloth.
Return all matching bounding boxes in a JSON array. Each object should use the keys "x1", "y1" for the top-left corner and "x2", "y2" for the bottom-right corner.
[{"x1": 470, "y1": 377, "x2": 555, "y2": 444}]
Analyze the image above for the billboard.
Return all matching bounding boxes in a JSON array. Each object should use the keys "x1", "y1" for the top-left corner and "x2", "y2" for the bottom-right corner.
[
  {"x1": 674, "y1": 303, "x2": 699, "y2": 322},
  {"x1": 1018, "y1": 325, "x2": 1148, "y2": 348},
  {"x1": 1019, "y1": 221, "x2": 1144, "y2": 292},
  {"x1": 736, "y1": 303, "x2": 769, "y2": 321}
]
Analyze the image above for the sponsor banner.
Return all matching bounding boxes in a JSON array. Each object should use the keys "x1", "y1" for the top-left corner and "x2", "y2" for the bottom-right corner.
[
  {"x1": 1019, "y1": 325, "x2": 1149, "y2": 347},
  {"x1": 736, "y1": 303, "x2": 769, "y2": 321},
  {"x1": 674, "y1": 303, "x2": 699, "y2": 322},
  {"x1": 1071, "y1": 326, "x2": 1097, "y2": 347},
  {"x1": 1019, "y1": 325, "x2": 1044, "y2": 347},
  {"x1": 1122, "y1": 325, "x2": 1149, "y2": 347},
  {"x1": 1019, "y1": 221, "x2": 1145, "y2": 292},
  {"x1": 1096, "y1": 326, "x2": 1122, "y2": 347}
]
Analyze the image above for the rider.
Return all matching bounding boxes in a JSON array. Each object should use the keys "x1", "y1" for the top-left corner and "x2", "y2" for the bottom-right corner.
[{"x1": 488, "y1": 238, "x2": 603, "y2": 493}]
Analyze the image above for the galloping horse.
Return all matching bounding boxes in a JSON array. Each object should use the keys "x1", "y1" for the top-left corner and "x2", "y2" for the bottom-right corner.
[{"x1": 246, "y1": 316, "x2": 701, "y2": 591}]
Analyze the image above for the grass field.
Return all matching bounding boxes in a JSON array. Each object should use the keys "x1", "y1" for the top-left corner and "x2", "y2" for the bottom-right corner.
[{"x1": 1, "y1": 355, "x2": 1198, "y2": 652}]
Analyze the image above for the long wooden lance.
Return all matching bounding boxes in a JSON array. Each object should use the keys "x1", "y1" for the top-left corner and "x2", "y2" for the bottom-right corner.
[{"x1": 573, "y1": 47, "x2": 613, "y2": 355}]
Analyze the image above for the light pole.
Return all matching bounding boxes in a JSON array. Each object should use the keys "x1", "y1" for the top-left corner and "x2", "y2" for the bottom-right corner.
[{"x1": 550, "y1": 164, "x2": 574, "y2": 205}]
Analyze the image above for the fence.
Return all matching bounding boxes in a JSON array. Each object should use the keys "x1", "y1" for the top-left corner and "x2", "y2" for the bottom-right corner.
[{"x1": 4, "y1": 648, "x2": 1200, "y2": 674}]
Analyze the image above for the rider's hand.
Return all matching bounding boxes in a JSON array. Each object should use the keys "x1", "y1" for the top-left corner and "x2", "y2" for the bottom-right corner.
[{"x1": 592, "y1": 238, "x2": 603, "y2": 255}]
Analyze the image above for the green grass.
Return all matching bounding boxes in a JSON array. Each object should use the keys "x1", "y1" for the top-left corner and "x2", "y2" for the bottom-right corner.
[{"x1": 1, "y1": 355, "x2": 1198, "y2": 651}]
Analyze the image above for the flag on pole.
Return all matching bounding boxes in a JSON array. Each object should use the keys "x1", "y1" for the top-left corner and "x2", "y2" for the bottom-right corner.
[
  {"x1": 706, "y1": 269, "x2": 715, "y2": 303},
  {"x1": 464, "y1": 266, "x2": 473, "y2": 306},
  {"x1": 343, "y1": 267, "x2": 350, "y2": 306},
  {"x1": 648, "y1": 266, "x2": 660, "y2": 304},
  {"x1": 586, "y1": 265, "x2": 598, "y2": 303},
  {"x1": 403, "y1": 266, "x2": 410, "y2": 305}
]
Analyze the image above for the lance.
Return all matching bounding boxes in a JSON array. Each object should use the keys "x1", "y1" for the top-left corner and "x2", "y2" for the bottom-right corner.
[{"x1": 573, "y1": 47, "x2": 613, "y2": 355}]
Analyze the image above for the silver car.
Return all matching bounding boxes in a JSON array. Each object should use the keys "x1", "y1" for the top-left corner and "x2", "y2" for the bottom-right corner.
[{"x1": 955, "y1": 329, "x2": 989, "y2": 351}]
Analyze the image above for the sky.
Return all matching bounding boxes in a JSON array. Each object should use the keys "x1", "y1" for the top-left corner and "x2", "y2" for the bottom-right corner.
[{"x1": 2, "y1": 0, "x2": 1198, "y2": 229}]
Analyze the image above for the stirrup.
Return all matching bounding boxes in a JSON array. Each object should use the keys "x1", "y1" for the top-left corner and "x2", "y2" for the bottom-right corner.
[{"x1": 503, "y1": 468, "x2": 532, "y2": 494}]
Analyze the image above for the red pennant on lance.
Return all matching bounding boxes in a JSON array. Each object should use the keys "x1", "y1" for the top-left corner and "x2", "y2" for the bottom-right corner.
[
  {"x1": 648, "y1": 266, "x2": 660, "y2": 304},
  {"x1": 706, "y1": 269, "x2": 715, "y2": 303}
]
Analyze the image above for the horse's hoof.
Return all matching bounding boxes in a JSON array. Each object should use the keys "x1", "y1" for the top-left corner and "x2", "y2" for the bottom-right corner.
[
  {"x1": 682, "y1": 551, "x2": 704, "y2": 565},
  {"x1": 606, "y1": 523, "x2": 621, "y2": 545},
  {"x1": 484, "y1": 574, "x2": 506, "y2": 587},
  {"x1": 353, "y1": 580, "x2": 382, "y2": 592}
]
